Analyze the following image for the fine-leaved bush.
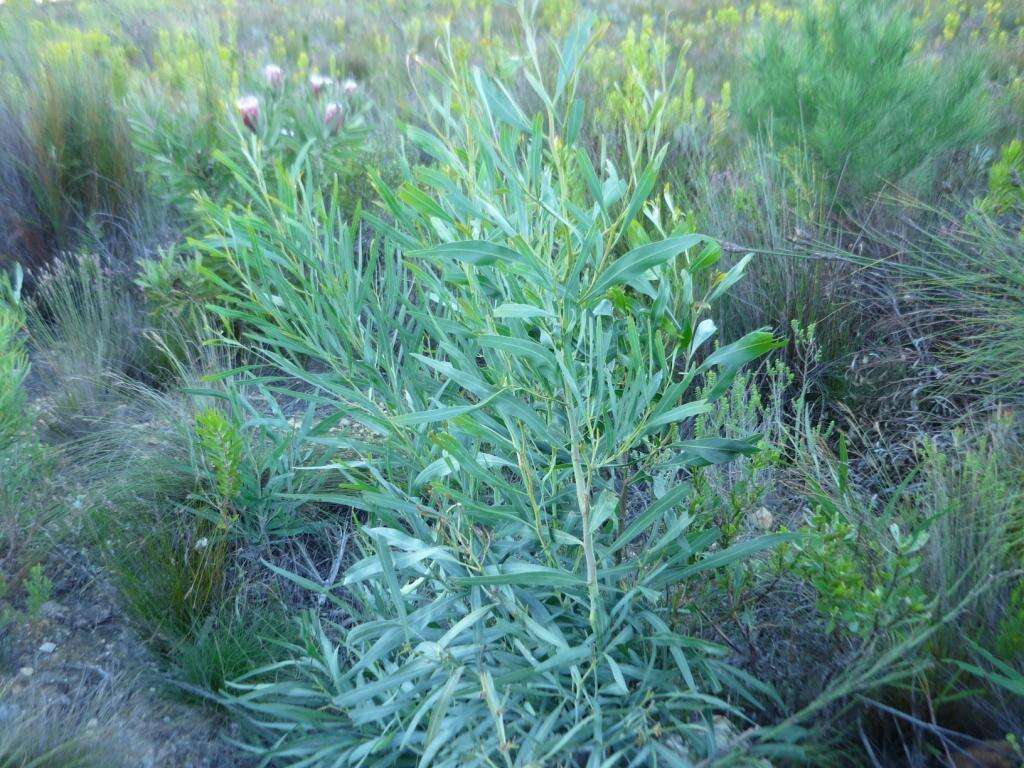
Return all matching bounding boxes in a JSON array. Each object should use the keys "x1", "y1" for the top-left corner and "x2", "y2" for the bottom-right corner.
[{"x1": 740, "y1": 0, "x2": 992, "y2": 203}]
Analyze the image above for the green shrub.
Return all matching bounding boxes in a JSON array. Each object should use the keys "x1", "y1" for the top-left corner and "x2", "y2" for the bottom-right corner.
[
  {"x1": 127, "y1": 24, "x2": 233, "y2": 217},
  {"x1": 80, "y1": 375, "x2": 326, "y2": 697},
  {"x1": 24, "y1": 564, "x2": 53, "y2": 620},
  {"x1": 130, "y1": 31, "x2": 377, "y2": 331},
  {"x1": 0, "y1": 267, "x2": 29, "y2": 451},
  {"x1": 788, "y1": 434, "x2": 931, "y2": 638},
  {"x1": 783, "y1": 411, "x2": 1024, "y2": 742},
  {"x1": 980, "y1": 138, "x2": 1024, "y2": 232},
  {"x1": 194, "y1": 407, "x2": 244, "y2": 521},
  {"x1": 585, "y1": 15, "x2": 731, "y2": 172},
  {"x1": 189, "y1": 393, "x2": 326, "y2": 543},
  {"x1": 913, "y1": 417, "x2": 1024, "y2": 734},
  {"x1": 740, "y1": 0, "x2": 992, "y2": 203},
  {"x1": 0, "y1": 17, "x2": 147, "y2": 273},
  {"x1": 200, "y1": 19, "x2": 804, "y2": 765},
  {"x1": 134, "y1": 250, "x2": 224, "y2": 333}
]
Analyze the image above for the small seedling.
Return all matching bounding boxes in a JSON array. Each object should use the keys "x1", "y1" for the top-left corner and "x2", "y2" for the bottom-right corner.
[{"x1": 25, "y1": 564, "x2": 54, "y2": 620}]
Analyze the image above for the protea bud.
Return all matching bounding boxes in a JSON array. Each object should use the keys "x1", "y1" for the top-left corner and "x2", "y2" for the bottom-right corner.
[
  {"x1": 342, "y1": 78, "x2": 358, "y2": 96},
  {"x1": 263, "y1": 64, "x2": 284, "y2": 90},
  {"x1": 752, "y1": 506, "x2": 774, "y2": 531},
  {"x1": 309, "y1": 74, "x2": 332, "y2": 97},
  {"x1": 324, "y1": 101, "x2": 343, "y2": 134},
  {"x1": 236, "y1": 95, "x2": 260, "y2": 131}
]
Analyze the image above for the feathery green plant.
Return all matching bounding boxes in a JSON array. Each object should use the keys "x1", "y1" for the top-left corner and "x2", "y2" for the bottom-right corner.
[
  {"x1": 740, "y1": 0, "x2": 992, "y2": 204},
  {"x1": 979, "y1": 138, "x2": 1024, "y2": 233}
]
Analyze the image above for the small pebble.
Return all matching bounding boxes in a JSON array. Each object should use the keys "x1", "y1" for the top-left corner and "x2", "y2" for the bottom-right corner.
[
  {"x1": 19, "y1": 666, "x2": 33, "y2": 677},
  {"x1": 753, "y1": 506, "x2": 775, "y2": 531},
  {"x1": 38, "y1": 601, "x2": 65, "y2": 620}
]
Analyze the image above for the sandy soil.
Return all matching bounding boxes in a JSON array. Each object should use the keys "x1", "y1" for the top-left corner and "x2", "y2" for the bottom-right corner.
[{"x1": 1, "y1": 546, "x2": 253, "y2": 768}]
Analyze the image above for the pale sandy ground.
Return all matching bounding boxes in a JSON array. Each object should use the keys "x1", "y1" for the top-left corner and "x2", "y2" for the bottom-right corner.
[{"x1": 1, "y1": 545, "x2": 252, "y2": 768}]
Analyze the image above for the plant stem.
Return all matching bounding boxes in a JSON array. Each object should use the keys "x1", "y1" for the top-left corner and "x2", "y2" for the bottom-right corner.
[{"x1": 564, "y1": 365, "x2": 600, "y2": 637}]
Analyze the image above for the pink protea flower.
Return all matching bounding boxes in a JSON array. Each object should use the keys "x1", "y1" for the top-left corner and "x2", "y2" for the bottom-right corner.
[
  {"x1": 324, "y1": 101, "x2": 343, "y2": 134},
  {"x1": 342, "y1": 78, "x2": 358, "y2": 96},
  {"x1": 309, "y1": 74, "x2": 332, "y2": 97},
  {"x1": 236, "y1": 95, "x2": 260, "y2": 131},
  {"x1": 263, "y1": 64, "x2": 284, "y2": 90}
]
